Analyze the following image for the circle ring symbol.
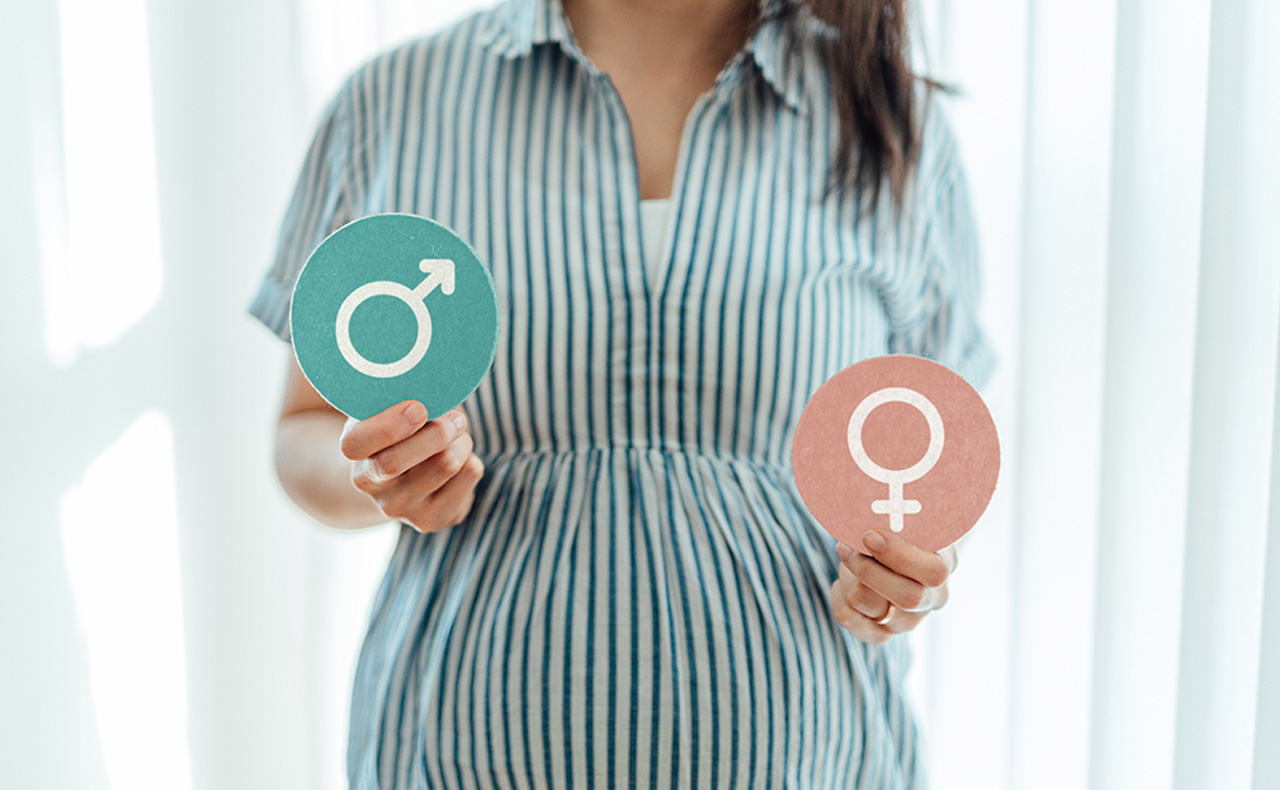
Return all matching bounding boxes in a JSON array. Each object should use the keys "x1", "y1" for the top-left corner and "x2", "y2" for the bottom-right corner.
[
  {"x1": 846, "y1": 387, "x2": 945, "y2": 484},
  {"x1": 334, "y1": 281, "x2": 433, "y2": 379}
]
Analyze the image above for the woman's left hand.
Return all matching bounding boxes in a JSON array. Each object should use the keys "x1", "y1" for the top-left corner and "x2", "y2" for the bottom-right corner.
[{"x1": 830, "y1": 529, "x2": 956, "y2": 645}]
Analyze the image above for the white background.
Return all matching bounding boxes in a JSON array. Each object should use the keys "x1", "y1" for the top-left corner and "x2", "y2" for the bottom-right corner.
[{"x1": 2, "y1": 0, "x2": 1279, "y2": 788}]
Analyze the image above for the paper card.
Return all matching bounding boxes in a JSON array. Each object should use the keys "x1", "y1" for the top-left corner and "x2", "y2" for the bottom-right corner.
[
  {"x1": 791, "y1": 355, "x2": 1000, "y2": 554},
  {"x1": 290, "y1": 213, "x2": 500, "y2": 420}
]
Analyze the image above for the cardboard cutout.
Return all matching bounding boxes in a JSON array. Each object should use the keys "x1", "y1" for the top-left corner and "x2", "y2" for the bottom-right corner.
[
  {"x1": 792, "y1": 355, "x2": 999, "y2": 554},
  {"x1": 290, "y1": 214, "x2": 499, "y2": 420}
]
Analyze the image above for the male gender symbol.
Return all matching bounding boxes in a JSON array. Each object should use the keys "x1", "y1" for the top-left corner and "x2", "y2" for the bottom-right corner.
[
  {"x1": 291, "y1": 213, "x2": 500, "y2": 421},
  {"x1": 334, "y1": 258, "x2": 456, "y2": 379}
]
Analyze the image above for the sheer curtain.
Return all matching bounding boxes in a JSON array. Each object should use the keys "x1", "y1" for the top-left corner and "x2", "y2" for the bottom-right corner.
[
  {"x1": 3, "y1": 1, "x2": 1277, "y2": 789},
  {"x1": 2, "y1": 1, "x2": 346, "y2": 788},
  {"x1": 912, "y1": 1, "x2": 1280, "y2": 789}
]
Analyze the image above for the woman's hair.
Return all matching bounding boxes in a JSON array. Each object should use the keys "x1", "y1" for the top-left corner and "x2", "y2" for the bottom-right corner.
[{"x1": 788, "y1": 0, "x2": 933, "y2": 212}]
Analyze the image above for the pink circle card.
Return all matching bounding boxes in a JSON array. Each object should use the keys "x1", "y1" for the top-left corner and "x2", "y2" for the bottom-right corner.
[{"x1": 791, "y1": 355, "x2": 1000, "y2": 554}]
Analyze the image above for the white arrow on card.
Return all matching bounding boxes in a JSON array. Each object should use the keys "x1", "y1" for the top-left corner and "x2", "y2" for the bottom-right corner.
[{"x1": 413, "y1": 258, "x2": 456, "y2": 298}]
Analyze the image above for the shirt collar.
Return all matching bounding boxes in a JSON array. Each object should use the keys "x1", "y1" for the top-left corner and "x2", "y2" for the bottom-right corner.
[
  {"x1": 477, "y1": 0, "x2": 818, "y2": 114},
  {"x1": 747, "y1": 0, "x2": 815, "y2": 114},
  {"x1": 475, "y1": 0, "x2": 574, "y2": 58}
]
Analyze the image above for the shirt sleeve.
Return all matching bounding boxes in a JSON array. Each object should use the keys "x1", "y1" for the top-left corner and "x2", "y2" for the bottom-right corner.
[
  {"x1": 248, "y1": 84, "x2": 357, "y2": 342},
  {"x1": 889, "y1": 105, "x2": 996, "y2": 389}
]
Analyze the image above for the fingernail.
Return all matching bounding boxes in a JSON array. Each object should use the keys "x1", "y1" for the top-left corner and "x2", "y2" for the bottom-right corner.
[
  {"x1": 402, "y1": 401, "x2": 427, "y2": 423},
  {"x1": 862, "y1": 530, "x2": 887, "y2": 553},
  {"x1": 836, "y1": 543, "x2": 853, "y2": 563},
  {"x1": 451, "y1": 410, "x2": 467, "y2": 432}
]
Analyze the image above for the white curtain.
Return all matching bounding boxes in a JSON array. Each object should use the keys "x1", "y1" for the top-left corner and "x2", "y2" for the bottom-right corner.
[
  {"x1": 2, "y1": 1, "x2": 1277, "y2": 789},
  {"x1": 912, "y1": 1, "x2": 1280, "y2": 789}
]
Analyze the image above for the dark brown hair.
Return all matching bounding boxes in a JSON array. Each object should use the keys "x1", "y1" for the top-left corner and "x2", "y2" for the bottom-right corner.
[{"x1": 796, "y1": 0, "x2": 933, "y2": 212}]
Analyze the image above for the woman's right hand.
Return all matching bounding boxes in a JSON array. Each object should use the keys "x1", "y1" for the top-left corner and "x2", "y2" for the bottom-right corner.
[{"x1": 339, "y1": 400, "x2": 485, "y2": 533}]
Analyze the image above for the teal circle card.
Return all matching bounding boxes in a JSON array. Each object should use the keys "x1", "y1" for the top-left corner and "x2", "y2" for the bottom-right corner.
[{"x1": 290, "y1": 213, "x2": 499, "y2": 420}]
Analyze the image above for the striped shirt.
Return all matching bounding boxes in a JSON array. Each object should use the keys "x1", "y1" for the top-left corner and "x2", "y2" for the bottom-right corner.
[{"x1": 251, "y1": 0, "x2": 992, "y2": 787}]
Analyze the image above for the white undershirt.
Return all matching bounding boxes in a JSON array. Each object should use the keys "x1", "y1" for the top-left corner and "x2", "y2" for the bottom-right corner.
[{"x1": 639, "y1": 198, "x2": 674, "y2": 281}]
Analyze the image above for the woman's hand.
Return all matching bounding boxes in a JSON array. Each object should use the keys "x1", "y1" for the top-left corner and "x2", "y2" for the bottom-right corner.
[
  {"x1": 340, "y1": 400, "x2": 485, "y2": 533},
  {"x1": 830, "y1": 529, "x2": 956, "y2": 645}
]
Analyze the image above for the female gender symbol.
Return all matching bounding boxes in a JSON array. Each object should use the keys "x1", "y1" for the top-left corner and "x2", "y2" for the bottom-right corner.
[
  {"x1": 846, "y1": 387, "x2": 944, "y2": 532},
  {"x1": 791, "y1": 355, "x2": 999, "y2": 554}
]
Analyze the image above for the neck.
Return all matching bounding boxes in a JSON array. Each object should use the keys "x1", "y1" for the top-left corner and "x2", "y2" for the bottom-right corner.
[{"x1": 562, "y1": 0, "x2": 755, "y2": 77}]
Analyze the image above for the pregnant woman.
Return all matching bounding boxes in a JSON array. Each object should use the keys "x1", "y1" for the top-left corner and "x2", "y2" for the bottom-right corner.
[{"x1": 251, "y1": 0, "x2": 991, "y2": 786}]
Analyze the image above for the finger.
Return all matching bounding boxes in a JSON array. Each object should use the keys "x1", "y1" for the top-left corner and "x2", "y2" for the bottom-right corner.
[
  {"x1": 847, "y1": 551, "x2": 940, "y2": 613},
  {"x1": 835, "y1": 561, "x2": 892, "y2": 621},
  {"x1": 939, "y1": 543, "x2": 959, "y2": 576},
  {"x1": 406, "y1": 454, "x2": 485, "y2": 532},
  {"x1": 877, "y1": 607, "x2": 927, "y2": 635},
  {"x1": 830, "y1": 582, "x2": 890, "y2": 645},
  {"x1": 860, "y1": 529, "x2": 951, "y2": 590},
  {"x1": 829, "y1": 606, "x2": 890, "y2": 642},
  {"x1": 449, "y1": 494, "x2": 475, "y2": 527},
  {"x1": 830, "y1": 581, "x2": 928, "y2": 641},
  {"x1": 365, "y1": 408, "x2": 469, "y2": 481},
  {"x1": 375, "y1": 444, "x2": 474, "y2": 523},
  {"x1": 384, "y1": 431, "x2": 475, "y2": 498},
  {"x1": 340, "y1": 401, "x2": 429, "y2": 461},
  {"x1": 830, "y1": 597, "x2": 906, "y2": 644},
  {"x1": 447, "y1": 484, "x2": 479, "y2": 527}
]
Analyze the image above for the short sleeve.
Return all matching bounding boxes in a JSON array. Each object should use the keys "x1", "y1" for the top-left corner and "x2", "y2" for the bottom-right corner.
[
  {"x1": 889, "y1": 109, "x2": 996, "y2": 389},
  {"x1": 248, "y1": 85, "x2": 357, "y2": 342}
]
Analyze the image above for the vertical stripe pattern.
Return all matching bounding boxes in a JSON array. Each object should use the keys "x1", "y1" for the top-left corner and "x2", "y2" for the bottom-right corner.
[{"x1": 251, "y1": 2, "x2": 993, "y2": 787}]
